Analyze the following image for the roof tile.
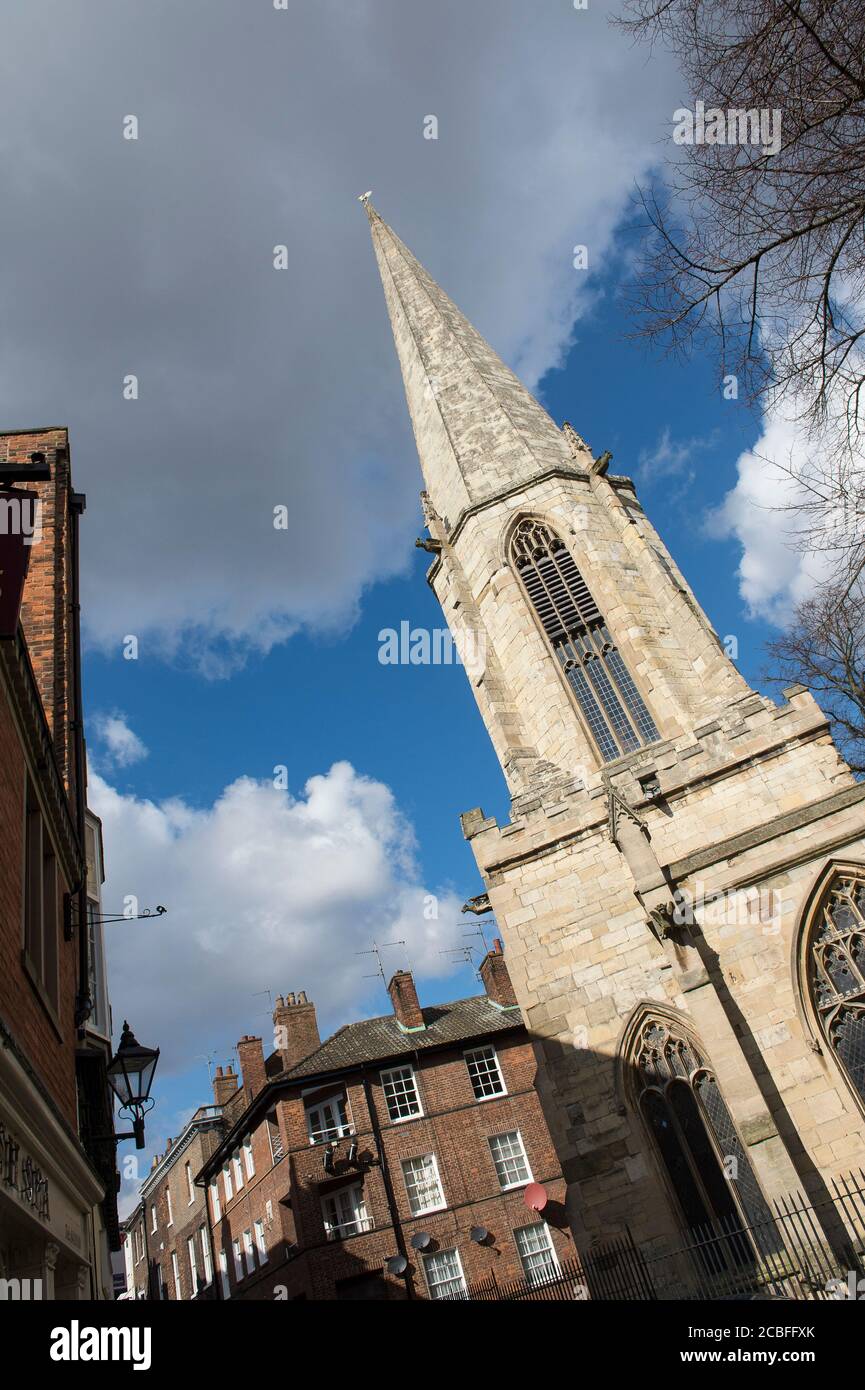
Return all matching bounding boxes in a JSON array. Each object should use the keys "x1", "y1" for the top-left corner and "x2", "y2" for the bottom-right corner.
[{"x1": 285, "y1": 994, "x2": 522, "y2": 1079}]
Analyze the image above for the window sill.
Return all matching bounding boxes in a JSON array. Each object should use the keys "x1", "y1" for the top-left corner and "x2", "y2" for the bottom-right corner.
[{"x1": 325, "y1": 1227, "x2": 375, "y2": 1243}]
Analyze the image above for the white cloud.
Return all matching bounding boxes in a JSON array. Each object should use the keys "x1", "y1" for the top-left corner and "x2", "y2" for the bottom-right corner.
[
  {"x1": 0, "y1": 0, "x2": 679, "y2": 672},
  {"x1": 92, "y1": 762, "x2": 466, "y2": 1078},
  {"x1": 637, "y1": 426, "x2": 710, "y2": 484},
  {"x1": 706, "y1": 409, "x2": 837, "y2": 625},
  {"x1": 91, "y1": 711, "x2": 149, "y2": 769}
]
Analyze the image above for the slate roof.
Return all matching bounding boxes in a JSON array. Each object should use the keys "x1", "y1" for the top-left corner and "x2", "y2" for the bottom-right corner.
[{"x1": 285, "y1": 994, "x2": 523, "y2": 1080}]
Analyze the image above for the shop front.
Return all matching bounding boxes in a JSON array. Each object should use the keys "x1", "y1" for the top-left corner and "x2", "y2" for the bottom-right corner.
[{"x1": 0, "y1": 1028, "x2": 105, "y2": 1299}]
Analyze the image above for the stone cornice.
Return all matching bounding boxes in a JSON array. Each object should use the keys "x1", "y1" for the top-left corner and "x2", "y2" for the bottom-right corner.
[
  {"x1": 425, "y1": 466, "x2": 639, "y2": 586},
  {"x1": 667, "y1": 780, "x2": 865, "y2": 882},
  {"x1": 425, "y1": 465, "x2": 589, "y2": 584},
  {"x1": 0, "y1": 629, "x2": 83, "y2": 889},
  {"x1": 468, "y1": 703, "x2": 849, "y2": 881}
]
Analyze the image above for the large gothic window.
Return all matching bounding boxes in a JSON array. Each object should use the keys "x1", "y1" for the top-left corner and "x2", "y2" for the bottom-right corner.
[
  {"x1": 807, "y1": 869, "x2": 865, "y2": 1107},
  {"x1": 511, "y1": 519, "x2": 659, "y2": 762},
  {"x1": 632, "y1": 1018, "x2": 773, "y2": 1235}
]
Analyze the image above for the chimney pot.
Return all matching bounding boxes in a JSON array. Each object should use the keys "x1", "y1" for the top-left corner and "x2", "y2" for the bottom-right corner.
[
  {"x1": 213, "y1": 1062, "x2": 240, "y2": 1107},
  {"x1": 273, "y1": 991, "x2": 320, "y2": 1069}
]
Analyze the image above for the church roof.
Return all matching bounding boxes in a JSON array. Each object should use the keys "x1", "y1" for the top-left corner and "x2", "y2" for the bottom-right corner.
[{"x1": 365, "y1": 201, "x2": 586, "y2": 528}]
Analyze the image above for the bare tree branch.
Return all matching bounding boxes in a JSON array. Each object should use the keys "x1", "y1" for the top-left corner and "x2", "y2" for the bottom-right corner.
[
  {"x1": 764, "y1": 577, "x2": 865, "y2": 772},
  {"x1": 615, "y1": 0, "x2": 865, "y2": 566}
]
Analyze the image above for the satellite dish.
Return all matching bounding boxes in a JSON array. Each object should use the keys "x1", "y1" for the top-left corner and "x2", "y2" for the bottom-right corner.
[
  {"x1": 385, "y1": 1254, "x2": 408, "y2": 1276},
  {"x1": 524, "y1": 1182, "x2": 548, "y2": 1212},
  {"x1": 410, "y1": 1231, "x2": 432, "y2": 1251},
  {"x1": 470, "y1": 1226, "x2": 489, "y2": 1244}
]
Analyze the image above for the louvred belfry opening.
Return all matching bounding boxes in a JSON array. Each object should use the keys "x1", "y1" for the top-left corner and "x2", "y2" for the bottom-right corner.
[{"x1": 511, "y1": 519, "x2": 659, "y2": 762}]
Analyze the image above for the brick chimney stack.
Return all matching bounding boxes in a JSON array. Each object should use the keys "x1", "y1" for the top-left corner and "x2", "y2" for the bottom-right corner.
[
  {"x1": 237, "y1": 1035, "x2": 267, "y2": 1101},
  {"x1": 480, "y1": 939, "x2": 518, "y2": 1008},
  {"x1": 388, "y1": 970, "x2": 425, "y2": 1030},
  {"x1": 212, "y1": 1063, "x2": 240, "y2": 1107},
  {"x1": 273, "y1": 991, "x2": 320, "y2": 1070},
  {"x1": 2, "y1": 428, "x2": 77, "y2": 793}
]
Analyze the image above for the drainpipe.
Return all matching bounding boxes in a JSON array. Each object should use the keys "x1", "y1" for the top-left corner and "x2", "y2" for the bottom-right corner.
[
  {"x1": 69, "y1": 485, "x2": 91, "y2": 1032},
  {"x1": 362, "y1": 1071, "x2": 413, "y2": 1299}
]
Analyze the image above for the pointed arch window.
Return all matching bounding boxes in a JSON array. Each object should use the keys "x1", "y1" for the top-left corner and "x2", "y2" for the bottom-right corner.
[
  {"x1": 632, "y1": 1018, "x2": 772, "y2": 1235},
  {"x1": 511, "y1": 519, "x2": 658, "y2": 762},
  {"x1": 806, "y1": 869, "x2": 865, "y2": 1108}
]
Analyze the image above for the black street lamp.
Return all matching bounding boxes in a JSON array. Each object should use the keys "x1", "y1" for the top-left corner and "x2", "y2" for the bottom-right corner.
[{"x1": 107, "y1": 1021, "x2": 159, "y2": 1149}]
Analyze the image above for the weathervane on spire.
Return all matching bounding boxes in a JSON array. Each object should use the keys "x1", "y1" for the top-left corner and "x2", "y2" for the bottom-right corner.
[{"x1": 358, "y1": 190, "x2": 373, "y2": 206}]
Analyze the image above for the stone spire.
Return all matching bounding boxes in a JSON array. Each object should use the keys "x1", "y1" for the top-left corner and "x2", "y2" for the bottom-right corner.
[{"x1": 364, "y1": 200, "x2": 586, "y2": 531}]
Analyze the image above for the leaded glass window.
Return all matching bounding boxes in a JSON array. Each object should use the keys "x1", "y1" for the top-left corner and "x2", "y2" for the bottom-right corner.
[
  {"x1": 510, "y1": 519, "x2": 659, "y2": 762},
  {"x1": 632, "y1": 1018, "x2": 772, "y2": 1235},
  {"x1": 807, "y1": 870, "x2": 865, "y2": 1107}
]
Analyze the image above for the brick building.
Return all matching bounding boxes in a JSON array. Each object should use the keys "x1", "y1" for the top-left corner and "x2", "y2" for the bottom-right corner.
[
  {"x1": 197, "y1": 944, "x2": 569, "y2": 1300},
  {"x1": 0, "y1": 427, "x2": 119, "y2": 1298},
  {"x1": 121, "y1": 1202, "x2": 147, "y2": 1300},
  {"x1": 123, "y1": 1105, "x2": 225, "y2": 1299},
  {"x1": 363, "y1": 203, "x2": 865, "y2": 1255}
]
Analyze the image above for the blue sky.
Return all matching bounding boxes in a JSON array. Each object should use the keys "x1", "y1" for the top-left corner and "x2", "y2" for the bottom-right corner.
[
  {"x1": 86, "y1": 257, "x2": 774, "y2": 1176},
  {"x1": 1, "y1": 0, "x2": 809, "y2": 1207}
]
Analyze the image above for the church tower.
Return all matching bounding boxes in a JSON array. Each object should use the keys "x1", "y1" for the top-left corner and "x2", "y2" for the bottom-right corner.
[{"x1": 366, "y1": 202, "x2": 865, "y2": 1253}]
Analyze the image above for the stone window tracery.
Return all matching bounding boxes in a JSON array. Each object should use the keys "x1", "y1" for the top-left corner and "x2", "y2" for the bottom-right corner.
[
  {"x1": 632, "y1": 1017, "x2": 772, "y2": 1234},
  {"x1": 807, "y1": 869, "x2": 865, "y2": 1107},
  {"x1": 510, "y1": 518, "x2": 658, "y2": 762}
]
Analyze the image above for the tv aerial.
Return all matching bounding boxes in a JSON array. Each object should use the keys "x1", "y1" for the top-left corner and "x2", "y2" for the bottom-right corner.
[{"x1": 356, "y1": 939, "x2": 407, "y2": 987}]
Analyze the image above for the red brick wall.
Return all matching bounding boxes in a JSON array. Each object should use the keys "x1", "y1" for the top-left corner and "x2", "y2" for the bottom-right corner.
[
  {"x1": 273, "y1": 996, "x2": 320, "y2": 1071},
  {"x1": 1, "y1": 428, "x2": 77, "y2": 799},
  {"x1": 212, "y1": 1033, "x2": 570, "y2": 1301},
  {"x1": 147, "y1": 1128, "x2": 224, "y2": 1300},
  {"x1": 0, "y1": 673, "x2": 78, "y2": 1125},
  {"x1": 0, "y1": 428, "x2": 81, "y2": 1128}
]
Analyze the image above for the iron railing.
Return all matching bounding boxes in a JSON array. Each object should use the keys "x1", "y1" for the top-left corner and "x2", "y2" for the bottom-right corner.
[{"x1": 439, "y1": 1169, "x2": 865, "y2": 1302}]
